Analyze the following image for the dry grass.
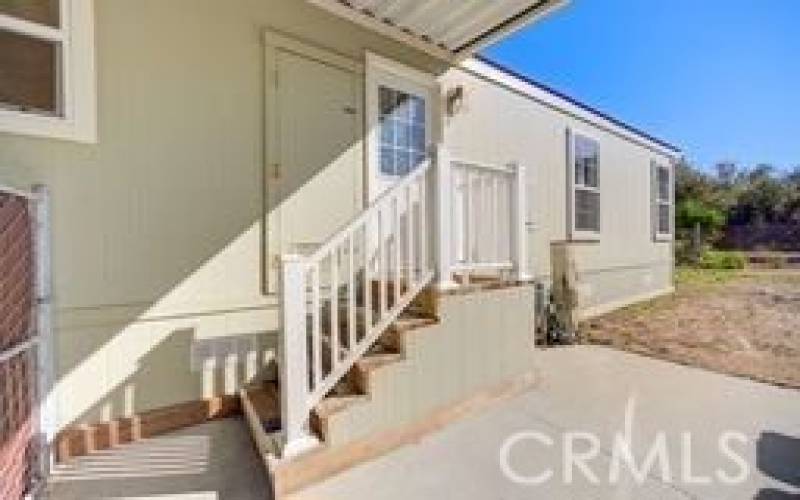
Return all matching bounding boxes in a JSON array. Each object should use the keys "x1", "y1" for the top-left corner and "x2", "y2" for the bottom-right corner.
[{"x1": 583, "y1": 269, "x2": 800, "y2": 389}]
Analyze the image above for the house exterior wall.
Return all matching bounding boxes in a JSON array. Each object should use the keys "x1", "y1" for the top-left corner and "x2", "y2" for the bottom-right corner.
[
  {"x1": 439, "y1": 64, "x2": 676, "y2": 316},
  {"x1": 0, "y1": 0, "x2": 676, "y2": 439},
  {"x1": 0, "y1": 0, "x2": 443, "y2": 433}
]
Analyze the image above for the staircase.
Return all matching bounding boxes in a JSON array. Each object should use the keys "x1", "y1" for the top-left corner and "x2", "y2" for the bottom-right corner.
[
  {"x1": 242, "y1": 287, "x2": 437, "y2": 432},
  {"x1": 246, "y1": 146, "x2": 531, "y2": 464}
]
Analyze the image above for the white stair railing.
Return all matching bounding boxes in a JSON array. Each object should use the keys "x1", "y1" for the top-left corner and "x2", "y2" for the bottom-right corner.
[
  {"x1": 279, "y1": 146, "x2": 530, "y2": 457},
  {"x1": 280, "y1": 158, "x2": 434, "y2": 456}
]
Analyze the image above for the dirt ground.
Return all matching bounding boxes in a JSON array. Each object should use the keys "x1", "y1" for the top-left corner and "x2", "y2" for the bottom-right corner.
[{"x1": 583, "y1": 269, "x2": 800, "y2": 389}]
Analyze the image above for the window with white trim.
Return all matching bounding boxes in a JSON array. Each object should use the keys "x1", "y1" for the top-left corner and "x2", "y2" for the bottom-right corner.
[
  {"x1": 0, "y1": 0, "x2": 96, "y2": 142},
  {"x1": 568, "y1": 130, "x2": 601, "y2": 237},
  {"x1": 366, "y1": 52, "x2": 434, "y2": 201},
  {"x1": 378, "y1": 85, "x2": 427, "y2": 176},
  {"x1": 653, "y1": 162, "x2": 673, "y2": 239}
]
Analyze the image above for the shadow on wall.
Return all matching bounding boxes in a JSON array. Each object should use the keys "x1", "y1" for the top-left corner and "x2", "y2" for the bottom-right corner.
[
  {"x1": 44, "y1": 6, "x2": 402, "y2": 432},
  {"x1": 755, "y1": 431, "x2": 800, "y2": 499},
  {"x1": 54, "y1": 129, "x2": 368, "y2": 430}
]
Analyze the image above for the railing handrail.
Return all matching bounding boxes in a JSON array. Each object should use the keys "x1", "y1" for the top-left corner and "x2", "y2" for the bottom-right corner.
[
  {"x1": 451, "y1": 158, "x2": 514, "y2": 175},
  {"x1": 306, "y1": 158, "x2": 433, "y2": 263}
]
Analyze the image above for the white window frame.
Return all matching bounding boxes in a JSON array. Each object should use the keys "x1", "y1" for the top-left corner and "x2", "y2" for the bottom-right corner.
[
  {"x1": 0, "y1": 0, "x2": 97, "y2": 143},
  {"x1": 652, "y1": 160, "x2": 674, "y2": 241},
  {"x1": 365, "y1": 52, "x2": 435, "y2": 201},
  {"x1": 567, "y1": 127, "x2": 601, "y2": 241}
]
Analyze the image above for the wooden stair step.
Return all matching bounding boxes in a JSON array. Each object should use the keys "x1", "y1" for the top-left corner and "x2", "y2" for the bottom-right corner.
[
  {"x1": 391, "y1": 315, "x2": 438, "y2": 333},
  {"x1": 313, "y1": 392, "x2": 367, "y2": 421},
  {"x1": 356, "y1": 352, "x2": 403, "y2": 372}
]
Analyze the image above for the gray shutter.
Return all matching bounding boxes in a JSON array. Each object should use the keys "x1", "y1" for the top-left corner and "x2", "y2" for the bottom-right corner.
[
  {"x1": 669, "y1": 163, "x2": 675, "y2": 236},
  {"x1": 650, "y1": 160, "x2": 657, "y2": 240},
  {"x1": 565, "y1": 127, "x2": 573, "y2": 240}
]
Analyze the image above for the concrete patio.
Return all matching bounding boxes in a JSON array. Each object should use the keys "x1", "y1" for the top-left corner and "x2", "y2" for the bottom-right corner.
[{"x1": 48, "y1": 346, "x2": 800, "y2": 500}]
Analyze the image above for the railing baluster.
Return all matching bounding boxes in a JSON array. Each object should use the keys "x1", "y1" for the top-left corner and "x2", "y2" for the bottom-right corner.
[
  {"x1": 348, "y1": 234, "x2": 356, "y2": 352},
  {"x1": 406, "y1": 184, "x2": 414, "y2": 286},
  {"x1": 311, "y1": 263, "x2": 321, "y2": 388},
  {"x1": 419, "y1": 175, "x2": 427, "y2": 275},
  {"x1": 330, "y1": 250, "x2": 339, "y2": 369},
  {"x1": 481, "y1": 172, "x2": 488, "y2": 263},
  {"x1": 464, "y1": 168, "x2": 472, "y2": 268},
  {"x1": 363, "y1": 220, "x2": 372, "y2": 334},
  {"x1": 393, "y1": 196, "x2": 401, "y2": 306},
  {"x1": 491, "y1": 175, "x2": 498, "y2": 264},
  {"x1": 379, "y1": 207, "x2": 387, "y2": 318}
]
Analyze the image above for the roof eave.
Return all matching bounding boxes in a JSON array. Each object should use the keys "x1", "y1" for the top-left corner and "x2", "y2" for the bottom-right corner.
[{"x1": 306, "y1": 0, "x2": 569, "y2": 63}]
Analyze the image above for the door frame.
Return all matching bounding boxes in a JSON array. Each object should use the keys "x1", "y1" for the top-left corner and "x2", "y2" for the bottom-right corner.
[
  {"x1": 262, "y1": 29, "x2": 364, "y2": 293},
  {"x1": 364, "y1": 52, "x2": 438, "y2": 202}
]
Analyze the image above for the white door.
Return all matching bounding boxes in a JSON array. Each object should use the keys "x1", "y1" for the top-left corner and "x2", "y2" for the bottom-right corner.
[
  {"x1": 365, "y1": 55, "x2": 435, "y2": 202},
  {"x1": 265, "y1": 39, "x2": 363, "y2": 288}
]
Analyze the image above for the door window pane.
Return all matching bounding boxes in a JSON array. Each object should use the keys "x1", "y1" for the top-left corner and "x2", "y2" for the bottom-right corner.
[
  {"x1": 0, "y1": 29, "x2": 59, "y2": 114},
  {"x1": 396, "y1": 150, "x2": 410, "y2": 175},
  {"x1": 0, "y1": 0, "x2": 60, "y2": 28},
  {"x1": 377, "y1": 85, "x2": 427, "y2": 176},
  {"x1": 411, "y1": 125, "x2": 425, "y2": 152},
  {"x1": 380, "y1": 146, "x2": 395, "y2": 175},
  {"x1": 410, "y1": 96, "x2": 425, "y2": 124}
]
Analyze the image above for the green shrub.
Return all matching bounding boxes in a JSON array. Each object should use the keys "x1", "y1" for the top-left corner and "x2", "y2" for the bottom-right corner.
[{"x1": 698, "y1": 250, "x2": 747, "y2": 270}]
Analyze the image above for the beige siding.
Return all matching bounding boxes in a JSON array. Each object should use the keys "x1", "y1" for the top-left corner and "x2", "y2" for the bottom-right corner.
[
  {"x1": 324, "y1": 286, "x2": 535, "y2": 447},
  {"x1": 440, "y1": 66, "x2": 675, "y2": 313},
  {"x1": 0, "y1": 0, "x2": 443, "y2": 431},
  {"x1": 0, "y1": 0, "x2": 674, "y2": 436}
]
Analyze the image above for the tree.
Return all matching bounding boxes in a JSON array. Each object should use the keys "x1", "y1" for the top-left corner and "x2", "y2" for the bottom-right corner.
[
  {"x1": 732, "y1": 165, "x2": 788, "y2": 225},
  {"x1": 676, "y1": 199, "x2": 726, "y2": 261}
]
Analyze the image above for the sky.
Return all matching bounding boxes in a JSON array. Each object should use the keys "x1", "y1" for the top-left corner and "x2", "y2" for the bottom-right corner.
[{"x1": 482, "y1": 0, "x2": 800, "y2": 174}]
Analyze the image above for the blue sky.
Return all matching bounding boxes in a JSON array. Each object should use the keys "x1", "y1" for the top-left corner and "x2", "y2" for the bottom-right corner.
[{"x1": 483, "y1": 0, "x2": 800, "y2": 173}]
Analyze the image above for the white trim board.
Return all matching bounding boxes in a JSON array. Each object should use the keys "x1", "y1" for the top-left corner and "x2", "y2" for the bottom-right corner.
[{"x1": 459, "y1": 58, "x2": 681, "y2": 160}]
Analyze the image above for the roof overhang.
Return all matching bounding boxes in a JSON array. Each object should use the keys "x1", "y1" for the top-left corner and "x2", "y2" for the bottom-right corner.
[{"x1": 306, "y1": 0, "x2": 569, "y2": 62}]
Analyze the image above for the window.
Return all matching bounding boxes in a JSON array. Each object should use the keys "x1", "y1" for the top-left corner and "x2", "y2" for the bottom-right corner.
[
  {"x1": 652, "y1": 162, "x2": 673, "y2": 239},
  {"x1": 378, "y1": 86, "x2": 427, "y2": 176},
  {"x1": 366, "y1": 52, "x2": 434, "y2": 200},
  {"x1": 568, "y1": 130, "x2": 600, "y2": 238},
  {"x1": 0, "y1": 0, "x2": 96, "y2": 142}
]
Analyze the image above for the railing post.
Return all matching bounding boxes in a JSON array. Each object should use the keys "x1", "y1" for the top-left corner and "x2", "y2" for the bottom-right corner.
[
  {"x1": 511, "y1": 162, "x2": 532, "y2": 282},
  {"x1": 279, "y1": 255, "x2": 319, "y2": 458},
  {"x1": 434, "y1": 145, "x2": 457, "y2": 289}
]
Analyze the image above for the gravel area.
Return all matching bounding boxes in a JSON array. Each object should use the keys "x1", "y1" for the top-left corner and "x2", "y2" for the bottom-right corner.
[{"x1": 584, "y1": 270, "x2": 800, "y2": 389}]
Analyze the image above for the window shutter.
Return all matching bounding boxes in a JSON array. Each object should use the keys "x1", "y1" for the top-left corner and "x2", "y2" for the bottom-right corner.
[
  {"x1": 650, "y1": 160, "x2": 658, "y2": 240},
  {"x1": 565, "y1": 127, "x2": 574, "y2": 240},
  {"x1": 668, "y1": 163, "x2": 675, "y2": 236}
]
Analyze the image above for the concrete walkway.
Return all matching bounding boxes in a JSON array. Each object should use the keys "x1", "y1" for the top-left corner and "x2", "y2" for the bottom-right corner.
[
  {"x1": 292, "y1": 346, "x2": 800, "y2": 500},
  {"x1": 48, "y1": 346, "x2": 800, "y2": 499},
  {"x1": 48, "y1": 418, "x2": 270, "y2": 500}
]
